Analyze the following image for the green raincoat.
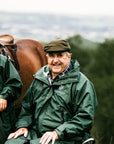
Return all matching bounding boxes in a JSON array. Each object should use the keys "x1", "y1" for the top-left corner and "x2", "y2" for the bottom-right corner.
[
  {"x1": 0, "y1": 55, "x2": 22, "y2": 144},
  {"x1": 6, "y1": 60, "x2": 97, "y2": 144}
]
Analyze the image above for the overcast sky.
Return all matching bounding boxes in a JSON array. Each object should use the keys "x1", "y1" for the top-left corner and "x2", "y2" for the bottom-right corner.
[{"x1": 0, "y1": 0, "x2": 114, "y2": 16}]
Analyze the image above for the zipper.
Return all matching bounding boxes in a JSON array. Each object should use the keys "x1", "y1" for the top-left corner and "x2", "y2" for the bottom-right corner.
[{"x1": 61, "y1": 111, "x2": 64, "y2": 123}]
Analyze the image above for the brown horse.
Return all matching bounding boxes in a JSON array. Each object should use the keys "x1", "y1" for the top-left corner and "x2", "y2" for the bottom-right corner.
[{"x1": 0, "y1": 35, "x2": 47, "y2": 108}]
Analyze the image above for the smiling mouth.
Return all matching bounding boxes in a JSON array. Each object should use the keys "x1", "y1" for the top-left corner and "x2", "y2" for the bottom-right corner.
[
  {"x1": 52, "y1": 64, "x2": 61, "y2": 70},
  {"x1": 52, "y1": 63, "x2": 61, "y2": 66},
  {"x1": 53, "y1": 64, "x2": 60, "y2": 66}
]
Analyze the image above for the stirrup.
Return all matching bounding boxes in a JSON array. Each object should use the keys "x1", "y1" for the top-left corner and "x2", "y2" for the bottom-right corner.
[{"x1": 82, "y1": 138, "x2": 95, "y2": 144}]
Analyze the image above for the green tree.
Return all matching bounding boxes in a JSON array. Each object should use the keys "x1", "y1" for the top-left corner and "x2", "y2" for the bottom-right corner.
[
  {"x1": 66, "y1": 35, "x2": 97, "y2": 74},
  {"x1": 89, "y1": 39, "x2": 114, "y2": 144},
  {"x1": 67, "y1": 36, "x2": 114, "y2": 144}
]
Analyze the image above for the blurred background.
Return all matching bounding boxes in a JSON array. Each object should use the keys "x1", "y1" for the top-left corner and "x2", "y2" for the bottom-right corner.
[{"x1": 0, "y1": 0, "x2": 114, "y2": 143}]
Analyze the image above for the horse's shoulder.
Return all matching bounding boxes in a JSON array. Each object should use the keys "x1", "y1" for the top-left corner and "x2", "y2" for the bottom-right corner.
[{"x1": 15, "y1": 39, "x2": 44, "y2": 51}]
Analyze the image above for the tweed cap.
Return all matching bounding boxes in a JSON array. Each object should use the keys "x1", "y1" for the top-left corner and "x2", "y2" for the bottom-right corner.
[{"x1": 44, "y1": 39, "x2": 71, "y2": 52}]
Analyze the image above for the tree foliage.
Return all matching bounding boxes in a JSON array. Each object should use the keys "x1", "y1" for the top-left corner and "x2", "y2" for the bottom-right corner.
[
  {"x1": 67, "y1": 35, "x2": 114, "y2": 144},
  {"x1": 66, "y1": 35, "x2": 97, "y2": 74}
]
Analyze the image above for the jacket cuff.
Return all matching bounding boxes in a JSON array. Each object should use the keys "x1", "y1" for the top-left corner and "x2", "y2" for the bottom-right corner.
[
  {"x1": 55, "y1": 128, "x2": 64, "y2": 140},
  {"x1": 0, "y1": 94, "x2": 7, "y2": 100}
]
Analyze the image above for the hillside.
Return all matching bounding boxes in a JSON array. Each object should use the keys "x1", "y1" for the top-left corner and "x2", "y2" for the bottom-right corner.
[{"x1": 0, "y1": 11, "x2": 114, "y2": 42}]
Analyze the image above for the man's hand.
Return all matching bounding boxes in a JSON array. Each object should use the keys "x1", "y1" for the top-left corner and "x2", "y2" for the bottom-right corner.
[
  {"x1": 40, "y1": 131, "x2": 59, "y2": 144},
  {"x1": 7, "y1": 128, "x2": 28, "y2": 140},
  {"x1": 0, "y1": 98, "x2": 7, "y2": 111}
]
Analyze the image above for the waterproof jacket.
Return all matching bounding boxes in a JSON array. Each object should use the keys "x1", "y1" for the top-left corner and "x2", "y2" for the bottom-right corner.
[
  {"x1": 16, "y1": 60, "x2": 97, "y2": 143},
  {"x1": 0, "y1": 55, "x2": 22, "y2": 144}
]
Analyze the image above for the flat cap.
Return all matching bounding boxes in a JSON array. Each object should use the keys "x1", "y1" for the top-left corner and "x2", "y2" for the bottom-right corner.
[{"x1": 44, "y1": 39, "x2": 71, "y2": 52}]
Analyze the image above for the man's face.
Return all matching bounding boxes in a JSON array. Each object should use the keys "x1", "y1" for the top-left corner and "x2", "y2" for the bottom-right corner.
[{"x1": 47, "y1": 52, "x2": 72, "y2": 78}]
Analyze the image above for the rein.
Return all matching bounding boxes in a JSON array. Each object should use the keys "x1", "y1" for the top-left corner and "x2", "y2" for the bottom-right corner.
[
  {"x1": 0, "y1": 44, "x2": 7, "y2": 55},
  {"x1": 0, "y1": 44, "x2": 20, "y2": 72},
  {"x1": 0, "y1": 44, "x2": 14, "y2": 62}
]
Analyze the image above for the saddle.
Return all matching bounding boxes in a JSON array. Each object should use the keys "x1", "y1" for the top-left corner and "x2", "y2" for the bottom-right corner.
[
  {"x1": 0, "y1": 34, "x2": 20, "y2": 72},
  {"x1": 0, "y1": 34, "x2": 15, "y2": 46}
]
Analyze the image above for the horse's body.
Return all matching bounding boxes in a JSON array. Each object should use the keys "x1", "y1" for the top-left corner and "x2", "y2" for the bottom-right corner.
[
  {"x1": 0, "y1": 36, "x2": 47, "y2": 107},
  {"x1": 15, "y1": 39, "x2": 47, "y2": 106}
]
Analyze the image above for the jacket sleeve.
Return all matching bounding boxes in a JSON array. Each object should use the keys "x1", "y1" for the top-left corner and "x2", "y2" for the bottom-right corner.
[
  {"x1": 0, "y1": 58, "x2": 22, "y2": 102},
  {"x1": 16, "y1": 82, "x2": 34, "y2": 129},
  {"x1": 55, "y1": 76, "x2": 97, "y2": 140}
]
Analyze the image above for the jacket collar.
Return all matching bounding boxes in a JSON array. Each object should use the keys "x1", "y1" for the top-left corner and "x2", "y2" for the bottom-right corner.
[{"x1": 34, "y1": 59, "x2": 80, "y2": 85}]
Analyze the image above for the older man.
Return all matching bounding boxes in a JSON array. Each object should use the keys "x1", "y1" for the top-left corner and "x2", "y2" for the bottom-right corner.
[{"x1": 5, "y1": 39, "x2": 97, "y2": 144}]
